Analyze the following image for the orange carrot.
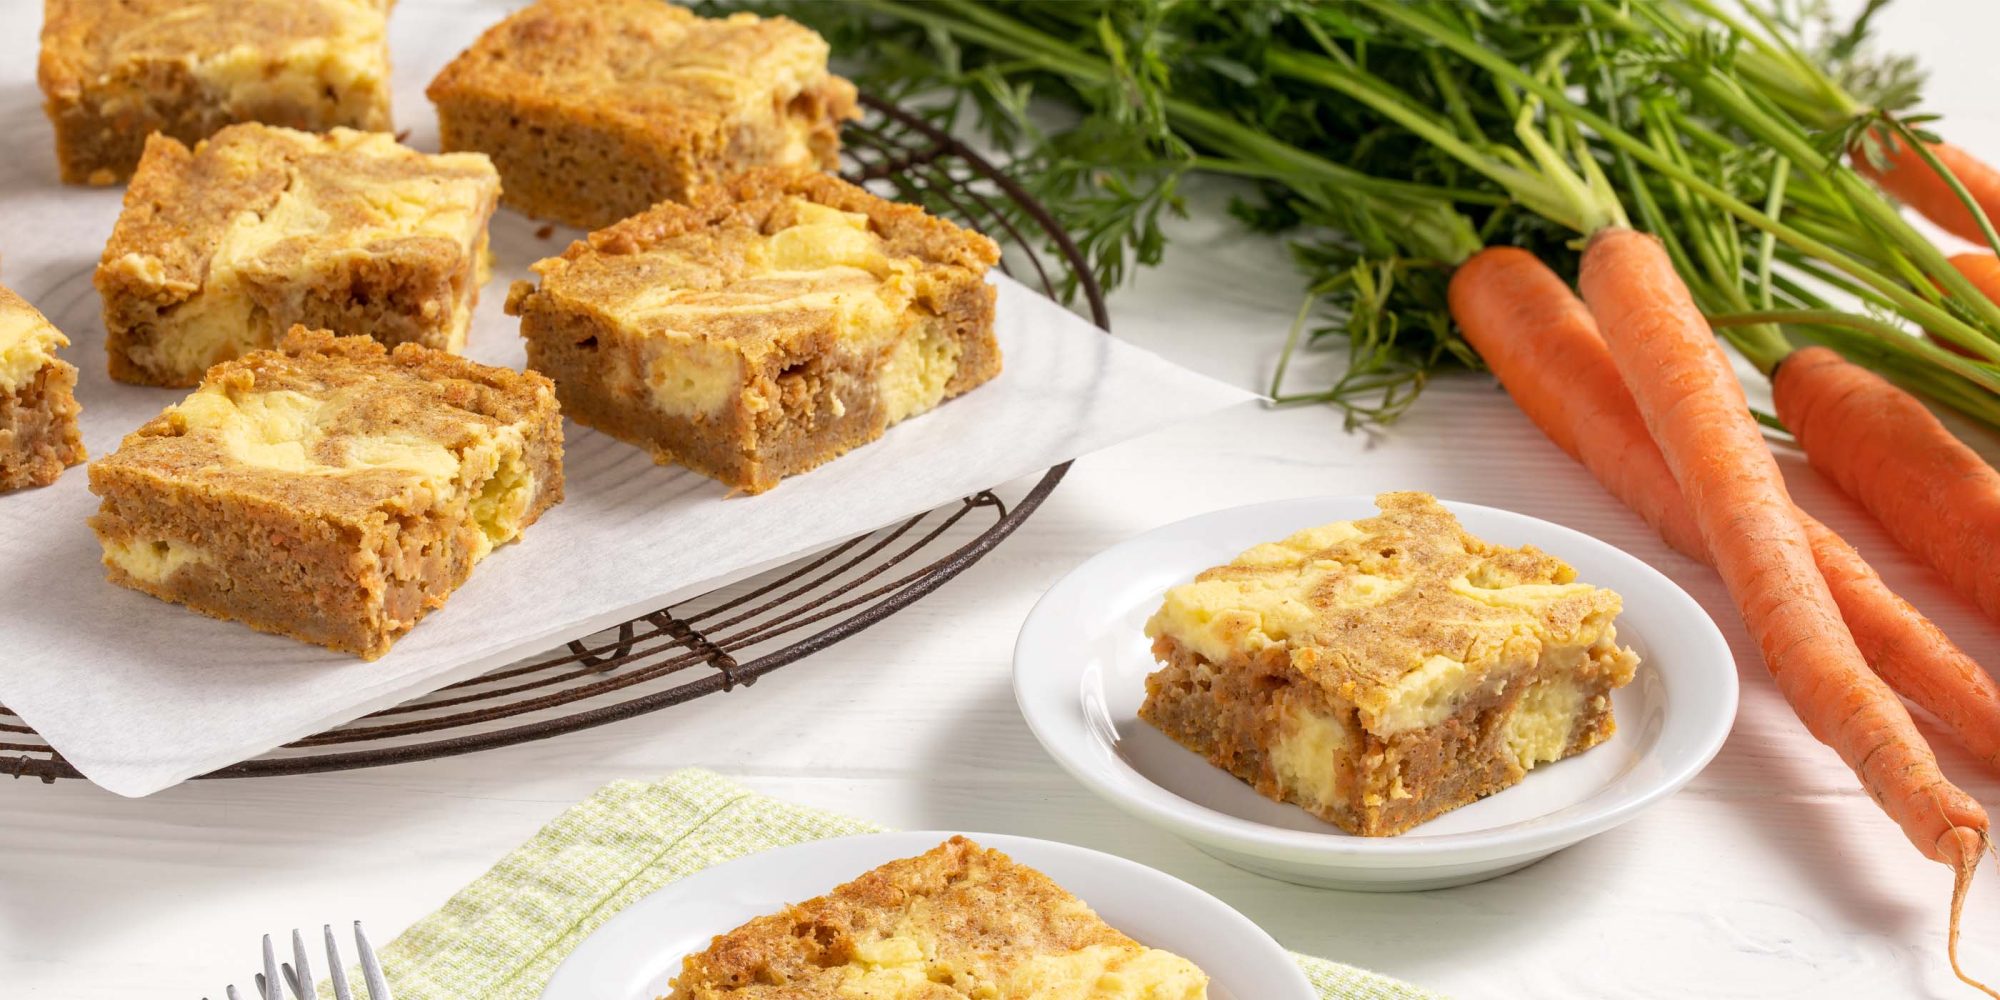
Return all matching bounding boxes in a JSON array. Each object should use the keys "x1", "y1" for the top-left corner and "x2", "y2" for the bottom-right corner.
[
  {"x1": 1855, "y1": 138, "x2": 2000, "y2": 245},
  {"x1": 1808, "y1": 518, "x2": 2000, "y2": 775},
  {"x1": 1448, "y1": 247, "x2": 1707, "y2": 561},
  {"x1": 1578, "y1": 229, "x2": 1988, "y2": 991},
  {"x1": 1440, "y1": 248, "x2": 1704, "y2": 564},
  {"x1": 1950, "y1": 252, "x2": 2000, "y2": 311},
  {"x1": 1922, "y1": 254, "x2": 2000, "y2": 358},
  {"x1": 1774, "y1": 346, "x2": 2000, "y2": 627},
  {"x1": 1451, "y1": 246, "x2": 2000, "y2": 776}
]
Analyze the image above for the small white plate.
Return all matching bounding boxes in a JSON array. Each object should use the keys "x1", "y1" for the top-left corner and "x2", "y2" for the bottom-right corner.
[
  {"x1": 1014, "y1": 496, "x2": 1736, "y2": 892},
  {"x1": 540, "y1": 830, "x2": 1314, "y2": 1000}
]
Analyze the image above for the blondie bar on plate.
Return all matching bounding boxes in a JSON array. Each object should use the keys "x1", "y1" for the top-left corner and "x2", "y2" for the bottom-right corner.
[
  {"x1": 428, "y1": 0, "x2": 858, "y2": 231},
  {"x1": 38, "y1": 0, "x2": 393, "y2": 185},
  {"x1": 0, "y1": 285, "x2": 86, "y2": 491},
  {"x1": 88, "y1": 329, "x2": 564, "y2": 660},
  {"x1": 666, "y1": 836, "x2": 1207, "y2": 999},
  {"x1": 95, "y1": 124, "x2": 500, "y2": 388},
  {"x1": 1141, "y1": 492, "x2": 1639, "y2": 837},
  {"x1": 507, "y1": 168, "x2": 1001, "y2": 494}
]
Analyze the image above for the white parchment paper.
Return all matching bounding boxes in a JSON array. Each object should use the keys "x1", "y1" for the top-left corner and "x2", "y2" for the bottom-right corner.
[{"x1": 0, "y1": 2, "x2": 1255, "y2": 796}]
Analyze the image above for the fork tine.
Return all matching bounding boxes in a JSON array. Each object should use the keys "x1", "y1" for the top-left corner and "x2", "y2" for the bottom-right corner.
[
  {"x1": 290, "y1": 927, "x2": 315, "y2": 999},
  {"x1": 214, "y1": 923, "x2": 383, "y2": 1000},
  {"x1": 263, "y1": 935, "x2": 283, "y2": 1000},
  {"x1": 354, "y1": 923, "x2": 392, "y2": 1000},
  {"x1": 324, "y1": 925, "x2": 353, "y2": 1000}
]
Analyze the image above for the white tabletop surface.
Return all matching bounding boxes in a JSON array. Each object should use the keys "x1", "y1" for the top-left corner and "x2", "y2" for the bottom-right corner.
[{"x1": 7, "y1": 3, "x2": 2000, "y2": 998}]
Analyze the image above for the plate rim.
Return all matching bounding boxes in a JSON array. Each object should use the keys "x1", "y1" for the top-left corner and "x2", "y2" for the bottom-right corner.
[
  {"x1": 540, "y1": 829, "x2": 1316, "y2": 1000},
  {"x1": 1012, "y1": 494, "x2": 1738, "y2": 868}
]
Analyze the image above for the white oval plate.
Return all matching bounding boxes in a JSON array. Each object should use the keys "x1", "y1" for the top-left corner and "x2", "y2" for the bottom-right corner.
[
  {"x1": 1014, "y1": 496, "x2": 1736, "y2": 891},
  {"x1": 540, "y1": 830, "x2": 1314, "y2": 1000}
]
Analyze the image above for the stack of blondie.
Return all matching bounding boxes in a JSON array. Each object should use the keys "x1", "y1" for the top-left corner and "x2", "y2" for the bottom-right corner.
[{"x1": 22, "y1": 0, "x2": 1003, "y2": 658}]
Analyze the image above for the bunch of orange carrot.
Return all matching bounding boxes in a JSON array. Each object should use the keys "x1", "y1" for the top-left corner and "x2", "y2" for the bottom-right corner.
[
  {"x1": 1446, "y1": 149, "x2": 2000, "y2": 994},
  {"x1": 1255, "y1": 4, "x2": 2000, "y2": 987}
]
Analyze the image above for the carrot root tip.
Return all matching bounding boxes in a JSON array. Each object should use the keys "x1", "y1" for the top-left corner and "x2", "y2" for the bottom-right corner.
[{"x1": 1947, "y1": 831, "x2": 1997, "y2": 999}]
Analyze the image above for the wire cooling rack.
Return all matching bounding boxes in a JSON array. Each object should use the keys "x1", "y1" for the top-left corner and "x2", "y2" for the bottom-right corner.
[{"x1": 2, "y1": 94, "x2": 1107, "y2": 783}]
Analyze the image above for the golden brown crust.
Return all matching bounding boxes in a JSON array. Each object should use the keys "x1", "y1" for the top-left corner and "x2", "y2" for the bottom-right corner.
[
  {"x1": 87, "y1": 328, "x2": 563, "y2": 659},
  {"x1": 668, "y1": 837, "x2": 1158, "y2": 999},
  {"x1": 38, "y1": 0, "x2": 373, "y2": 79},
  {"x1": 426, "y1": 0, "x2": 859, "y2": 230},
  {"x1": 102, "y1": 126, "x2": 496, "y2": 306},
  {"x1": 101, "y1": 328, "x2": 555, "y2": 519},
  {"x1": 511, "y1": 168, "x2": 1000, "y2": 494},
  {"x1": 103, "y1": 130, "x2": 282, "y2": 296},
  {"x1": 1159, "y1": 491, "x2": 1625, "y2": 702},
  {"x1": 39, "y1": 0, "x2": 393, "y2": 185},
  {"x1": 522, "y1": 167, "x2": 999, "y2": 364},
  {"x1": 579, "y1": 169, "x2": 1000, "y2": 271},
  {"x1": 427, "y1": 0, "x2": 836, "y2": 123}
]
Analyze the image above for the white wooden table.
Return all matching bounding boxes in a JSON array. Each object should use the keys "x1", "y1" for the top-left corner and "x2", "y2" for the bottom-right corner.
[{"x1": 7, "y1": 3, "x2": 2000, "y2": 998}]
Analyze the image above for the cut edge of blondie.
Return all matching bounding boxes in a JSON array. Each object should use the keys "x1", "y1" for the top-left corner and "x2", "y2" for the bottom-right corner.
[
  {"x1": 518, "y1": 286, "x2": 998, "y2": 494},
  {"x1": 0, "y1": 356, "x2": 87, "y2": 491},
  {"x1": 1139, "y1": 632, "x2": 1632, "y2": 837},
  {"x1": 0, "y1": 286, "x2": 86, "y2": 491},
  {"x1": 432, "y1": 71, "x2": 856, "y2": 231}
]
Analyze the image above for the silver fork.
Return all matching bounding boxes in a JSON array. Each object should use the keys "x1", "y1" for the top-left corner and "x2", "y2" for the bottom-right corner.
[{"x1": 203, "y1": 922, "x2": 393, "y2": 1000}]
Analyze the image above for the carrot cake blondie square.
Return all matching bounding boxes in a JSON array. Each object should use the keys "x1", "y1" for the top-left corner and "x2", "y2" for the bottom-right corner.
[
  {"x1": 427, "y1": 0, "x2": 858, "y2": 231},
  {"x1": 39, "y1": 0, "x2": 393, "y2": 185},
  {"x1": 96, "y1": 123, "x2": 499, "y2": 388},
  {"x1": 0, "y1": 285, "x2": 86, "y2": 491},
  {"x1": 88, "y1": 329, "x2": 564, "y2": 659},
  {"x1": 667, "y1": 836, "x2": 1208, "y2": 999},
  {"x1": 507, "y1": 168, "x2": 1001, "y2": 494},
  {"x1": 1141, "y1": 492, "x2": 1640, "y2": 837}
]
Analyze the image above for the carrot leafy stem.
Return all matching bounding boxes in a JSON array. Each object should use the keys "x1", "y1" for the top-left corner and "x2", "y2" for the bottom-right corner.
[{"x1": 721, "y1": 0, "x2": 2000, "y2": 429}]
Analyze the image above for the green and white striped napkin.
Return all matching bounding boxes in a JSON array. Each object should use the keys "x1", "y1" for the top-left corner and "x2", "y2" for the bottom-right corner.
[{"x1": 369, "y1": 769, "x2": 1445, "y2": 1000}]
